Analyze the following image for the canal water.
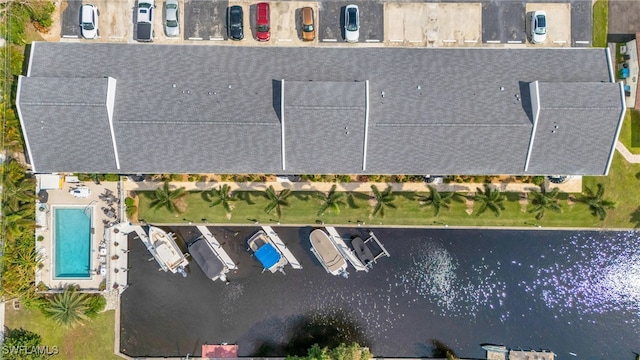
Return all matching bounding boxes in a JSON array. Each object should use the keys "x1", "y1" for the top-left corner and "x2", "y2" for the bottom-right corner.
[{"x1": 120, "y1": 227, "x2": 640, "y2": 359}]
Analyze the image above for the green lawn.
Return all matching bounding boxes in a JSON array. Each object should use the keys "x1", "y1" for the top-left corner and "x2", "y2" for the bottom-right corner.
[
  {"x1": 4, "y1": 307, "x2": 119, "y2": 360},
  {"x1": 619, "y1": 109, "x2": 640, "y2": 154},
  {"x1": 592, "y1": 0, "x2": 608, "y2": 47},
  {"x1": 139, "y1": 179, "x2": 616, "y2": 227},
  {"x1": 583, "y1": 152, "x2": 640, "y2": 228}
]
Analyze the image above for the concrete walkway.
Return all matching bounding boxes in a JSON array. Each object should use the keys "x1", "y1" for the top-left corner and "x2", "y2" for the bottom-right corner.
[
  {"x1": 616, "y1": 141, "x2": 640, "y2": 163},
  {"x1": 124, "y1": 177, "x2": 582, "y2": 194}
]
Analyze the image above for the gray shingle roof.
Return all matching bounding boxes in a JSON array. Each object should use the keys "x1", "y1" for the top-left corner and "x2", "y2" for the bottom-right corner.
[
  {"x1": 18, "y1": 77, "x2": 117, "y2": 172},
  {"x1": 19, "y1": 42, "x2": 623, "y2": 175},
  {"x1": 283, "y1": 80, "x2": 366, "y2": 173},
  {"x1": 526, "y1": 82, "x2": 624, "y2": 175}
]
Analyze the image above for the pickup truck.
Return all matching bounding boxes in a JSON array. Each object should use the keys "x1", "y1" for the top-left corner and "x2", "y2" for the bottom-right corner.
[{"x1": 136, "y1": 0, "x2": 155, "y2": 42}]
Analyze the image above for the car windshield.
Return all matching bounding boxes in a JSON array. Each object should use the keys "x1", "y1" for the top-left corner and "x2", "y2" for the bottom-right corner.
[
  {"x1": 535, "y1": 15, "x2": 546, "y2": 34},
  {"x1": 166, "y1": 20, "x2": 178, "y2": 27},
  {"x1": 82, "y1": 22, "x2": 94, "y2": 30},
  {"x1": 139, "y1": 3, "x2": 151, "y2": 8},
  {"x1": 257, "y1": 24, "x2": 269, "y2": 32},
  {"x1": 303, "y1": 24, "x2": 314, "y2": 32},
  {"x1": 167, "y1": 4, "x2": 177, "y2": 9},
  {"x1": 346, "y1": 9, "x2": 357, "y2": 31}
]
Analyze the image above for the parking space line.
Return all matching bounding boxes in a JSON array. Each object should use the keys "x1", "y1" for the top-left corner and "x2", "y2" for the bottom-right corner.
[
  {"x1": 322, "y1": 39, "x2": 337, "y2": 42},
  {"x1": 553, "y1": 40, "x2": 567, "y2": 44},
  {"x1": 62, "y1": 35, "x2": 79, "y2": 39},
  {"x1": 507, "y1": 40, "x2": 522, "y2": 44},
  {"x1": 442, "y1": 39, "x2": 457, "y2": 43},
  {"x1": 278, "y1": 39, "x2": 292, "y2": 42},
  {"x1": 365, "y1": 39, "x2": 381, "y2": 43},
  {"x1": 210, "y1": 37, "x2": 224, "y2": 41},
  {"x1": 408, "y1": 40, "x2": 422, "y2": 43},
  {"x1": 389, "y1": 39, "x2": 403, "y2": 42},
  {"x1": 464, "y1": 40, "x2": 478, "y2": 43},
  {"x1": 575, "y1": 40, "x2": 590, "y2": 44},
  {"x1": 188, "y1": 37, "x2": 203, "y2": 40},
  {"x1": 486, "y1": 40, "x2": 501, "y2": 44}
]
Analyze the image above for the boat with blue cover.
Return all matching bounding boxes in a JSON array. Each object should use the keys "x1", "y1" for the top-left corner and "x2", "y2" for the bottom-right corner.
[{"x1": 247, "y1": 230, "x2": 288, "y2": 274}]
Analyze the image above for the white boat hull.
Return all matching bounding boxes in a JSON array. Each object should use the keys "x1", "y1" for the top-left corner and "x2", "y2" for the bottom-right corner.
[{"x1": 310, "y1": 229, "x2": 348, "y2": 278}]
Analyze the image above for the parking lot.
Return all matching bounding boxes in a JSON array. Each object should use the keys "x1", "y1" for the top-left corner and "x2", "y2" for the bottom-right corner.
[
  {"x1": 184, "y1": 0, "x2": 227, "y2": 40},
  {"x1": 526, "y1": 3, "x2": 571, "y2": 46},
  {"x1": 318, "y1": 1, "x2": 383, "y2": 43},
  {"x1": 385, "y1": 3, "x2": 481, "y2": 47},
  {"x1": 61, "y1": 0, "x2": 134, "y2": 41},
  {"x1": 59, "y1": 0, "x2": 588, "y2": 47}
]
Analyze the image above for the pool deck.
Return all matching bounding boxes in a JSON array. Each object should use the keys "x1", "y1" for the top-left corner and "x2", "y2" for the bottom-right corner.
[{"x1": 35, "y1": 178, "x2": 128, "y2": 292}]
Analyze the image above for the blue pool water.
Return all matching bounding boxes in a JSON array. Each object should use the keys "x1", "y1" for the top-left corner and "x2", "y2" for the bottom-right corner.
[{"x1": 54, "y1": 207, "x2": 92, "y2": 279}]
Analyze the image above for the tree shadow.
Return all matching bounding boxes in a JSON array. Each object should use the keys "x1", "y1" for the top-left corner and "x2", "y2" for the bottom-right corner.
[
  {"x1": 249, "y1": 310, "x2": 370, "y2": 357},
  {"x1": 630, "y1": 206, "x2": 640, "y2": 228},
  {"x1": 430, "y1": 339, "x2": 457, "y2": 358}
]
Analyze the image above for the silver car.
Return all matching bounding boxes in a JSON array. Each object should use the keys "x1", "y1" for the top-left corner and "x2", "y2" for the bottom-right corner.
[
  {"x1": 344, "y1": 5, "x2": 359, "y2": 42},
  {"x1": 164, "y1": 0, "x2": 179, "y2": 37}
]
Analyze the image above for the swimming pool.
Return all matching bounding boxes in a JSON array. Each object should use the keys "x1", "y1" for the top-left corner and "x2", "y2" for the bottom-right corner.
[{"x1": 54, "y1": 207, "x2": 92, "y2": 279}]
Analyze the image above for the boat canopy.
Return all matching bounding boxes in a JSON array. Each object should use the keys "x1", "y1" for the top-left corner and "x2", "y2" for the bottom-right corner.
[
  {"x1": 255, "y1": 243, "x2": 280, "y2": 269},
  {"x1": 188, "y1": 239, "x2": 225, "y2": 279}
]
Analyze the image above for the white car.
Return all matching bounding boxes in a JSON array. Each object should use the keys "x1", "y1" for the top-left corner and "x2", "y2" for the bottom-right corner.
[
  {"x1": 344, "y1": 5, "x2": 359, "y2": 42},
  {"x1": 530, "y1": 10, "x2": 547, "y2": 44},
  {"x1": 80, "y1": 4, "x2": 99, "y2": 39},
  {"x1": 164, "y1": 0, "x2": 179, "y2": 37}
]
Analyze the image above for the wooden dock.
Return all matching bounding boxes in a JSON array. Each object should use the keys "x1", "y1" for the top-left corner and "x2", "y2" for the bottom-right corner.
[{"x1": 324, "y1": 227, "x2": 369, "y2": 272}]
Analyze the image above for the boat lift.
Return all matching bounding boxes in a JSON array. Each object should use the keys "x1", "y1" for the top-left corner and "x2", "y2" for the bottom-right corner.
[
  {"x1": 324, "y1": 227, "x2": 390, "y2": 272},
  {"x1": 196, "y1": 226, "x2": 237, "y2": 271},
  {"x1": 261, "y1": 226, "x2": 303, "y2": 269}
]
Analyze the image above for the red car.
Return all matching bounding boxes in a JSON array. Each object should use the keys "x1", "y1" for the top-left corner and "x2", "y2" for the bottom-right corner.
[{"x1": 255, "y1": 2, "x2": 270, "y2": 41}]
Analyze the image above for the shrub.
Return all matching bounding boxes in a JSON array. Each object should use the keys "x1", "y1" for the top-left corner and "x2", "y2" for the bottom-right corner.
[
  {"x1": 2, "y1": 328, "x2": 43, "y2": 360},
  {"x1": 125, "y1": 198, "x2": 137, "y2": 218},
  {"x1": 532, "y1": 176, "x2": 545, "y2": 186},
  {"x1": 84, "y1": 295, "x2": 107, "y2": 318},
  {"x1": 37, "y1": 235, "x2": 44, "y2": 241},
  {"x1": 104, "y1": 174, "x2": 120, "y2": 181}
]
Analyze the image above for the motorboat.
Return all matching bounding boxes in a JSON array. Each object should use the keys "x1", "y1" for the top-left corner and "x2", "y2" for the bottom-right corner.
[
  {"x1": 247, "y1": 230, "x2": 288, "y2": 274},
  {"x1": 144, "y1": 226, "x2": 188, "y2": 277},
  {"x1": 187, "y1": 235, "x2": 231, "y2": 282},
  {"x1": 309, "y1": 229, "x2": 348, "y2": 278}
]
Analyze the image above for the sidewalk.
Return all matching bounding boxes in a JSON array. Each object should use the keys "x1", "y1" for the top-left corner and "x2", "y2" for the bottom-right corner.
[
  {"x1": 616, "y1": 141, "x2": 640, "y2": 163},
  {"x1": 123, "y1": 176, "x2": 582, "y2": 194}
]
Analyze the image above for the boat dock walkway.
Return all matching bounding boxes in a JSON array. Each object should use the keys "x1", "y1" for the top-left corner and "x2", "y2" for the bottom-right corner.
[
  {"x1": 261, "y1": 226, "x2": 303, "y2": 269},
  {"x1": 325, "y1": 227, "x2": 368, "y2": 272},
  {"x1": 509, "y1": 350, "x2": 555, "y2": 360},
  {"x1": 196, "y1": 226, "x2": 237, "y2": 270}
]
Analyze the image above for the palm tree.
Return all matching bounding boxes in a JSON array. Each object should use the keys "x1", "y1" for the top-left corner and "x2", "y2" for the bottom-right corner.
[
  {"x1": 148, "y1": 181, "x2": 187, "y2": 213},
  {"x1": 315, "y1": 184, "x2": 347, "y2": 216},
  {"x1": 263, "y1": 185, "x2": 291, "y2": 218},
  {"x1": 418, "y1": 185, "x2": 456, "y2": 216},
  {"x1": 371, "y1": 185, "x2": 396, "y2": 218},
  {"x1": 44, "y1": 286, "x2": 89, "y2": 327},
  {"x1": 2, "y1": 177, "x2": 35, "y2": 212},
  {"x1": 577, "y1": 183, "x2": 616, "y2": 220},
  {"x1": 205, "y1": 184, "x2": 236, "y2": 215},
  {"x1": 4, "y1": 208, "x2": 36, "y2": 240},
  {"x1": 472, "y1": 184, "x2": 506, "y2": 217},
  {"x1": 528, "y1": 186, "x2": 562, "y2": 220}
]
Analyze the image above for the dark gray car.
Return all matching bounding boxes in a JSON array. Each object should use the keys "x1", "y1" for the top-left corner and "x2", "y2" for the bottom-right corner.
[{"x1": 228, "y1": 5, "x2": 243, "y2": 40}]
